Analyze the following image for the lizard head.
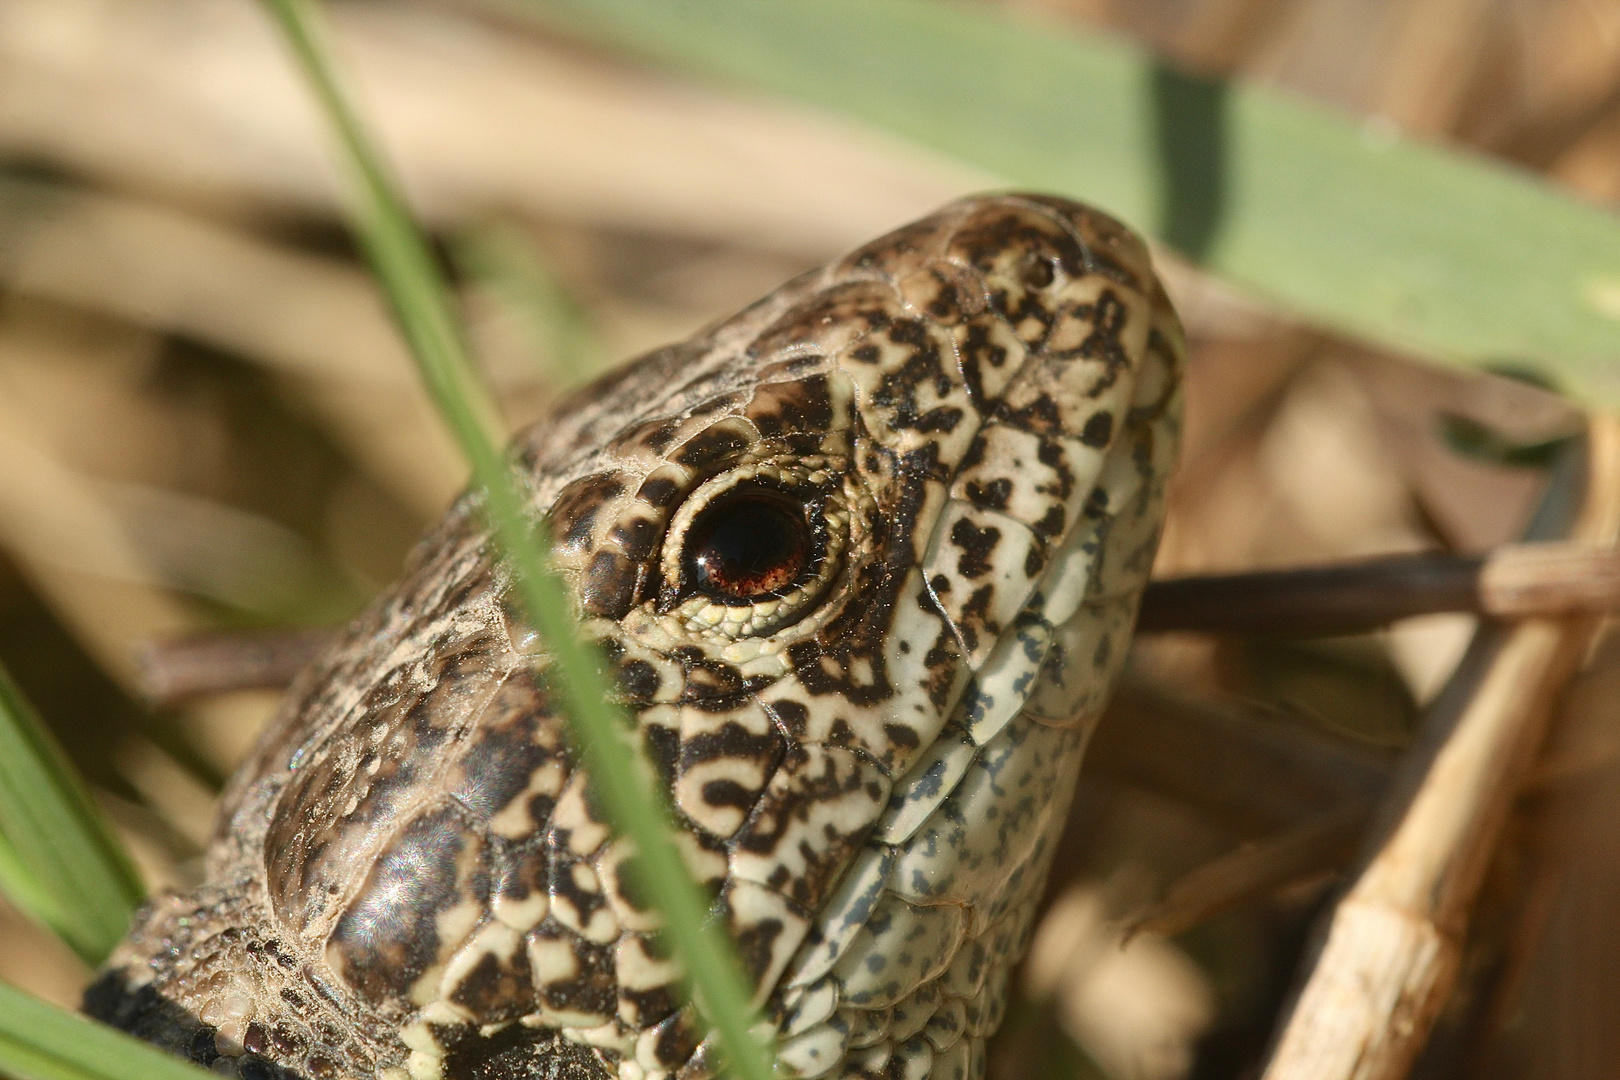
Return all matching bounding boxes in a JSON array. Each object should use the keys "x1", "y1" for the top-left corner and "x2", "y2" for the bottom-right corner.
[{"x1": 87, "y1": 194, "x2": 1182, "y2": 1080}]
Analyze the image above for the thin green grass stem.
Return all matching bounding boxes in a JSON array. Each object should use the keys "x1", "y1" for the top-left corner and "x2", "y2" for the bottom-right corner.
[{"x1": 257, "y1": 3, "x2": 774, "y2": 1078}]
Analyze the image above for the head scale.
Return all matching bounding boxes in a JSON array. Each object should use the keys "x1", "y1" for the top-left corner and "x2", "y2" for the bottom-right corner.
[{"x1": 87, "y1": 194, "x2": 1184, "y2": 1080}]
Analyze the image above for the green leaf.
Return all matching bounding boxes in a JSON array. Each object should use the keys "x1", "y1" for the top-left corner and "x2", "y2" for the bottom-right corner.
[
  {"x1": 0, "y1": 664, "x2": 144, "y2": 966},
  {"x1": 0, "y1": 982, "x2": 217, "y2": 1080},
  {"x1": 257, "y1": 3, "x2": 775, "y2": 1078},
  {"x1": 527, "y1": 0, "x2": 1620, "y2": 403}
]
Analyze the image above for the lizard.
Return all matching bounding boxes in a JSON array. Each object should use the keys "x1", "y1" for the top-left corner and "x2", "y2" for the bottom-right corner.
[{"x1": 84, "y1": 192, "x2": 1185, "y2": 1080}]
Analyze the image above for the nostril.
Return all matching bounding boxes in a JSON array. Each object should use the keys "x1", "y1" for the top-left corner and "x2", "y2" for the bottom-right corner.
[{"x1": 1021, "y1": 253, "x2": 1057, "y2": 289}]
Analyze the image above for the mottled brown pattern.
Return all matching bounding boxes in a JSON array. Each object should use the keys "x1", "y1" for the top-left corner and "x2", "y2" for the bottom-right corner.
[{"x1": 86, "y1": 195, "x2": 1184, "y2": 1080}]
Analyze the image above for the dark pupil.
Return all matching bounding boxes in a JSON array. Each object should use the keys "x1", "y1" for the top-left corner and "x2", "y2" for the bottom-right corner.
[{"x1": 685, "y1": 488, "x2": 811, "y2": 600}]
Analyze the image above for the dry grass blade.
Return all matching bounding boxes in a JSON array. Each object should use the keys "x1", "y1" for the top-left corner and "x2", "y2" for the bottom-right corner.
[
  {"x1": 1127, "y1": 804, "x2": 1369, "y2": 941},
  {"x1": 1478, "y1": 540, "x2": 1620, "y2": 617},
  {"x1": 256, "y1": 2, "x2": 775, "y2": 1077},
  {"x1": 1261, "y1": 415, "x2": 1620, "y2": 1080},
  {"x1": 0, "y1": 173, "x2": 466, "y2": 516}
]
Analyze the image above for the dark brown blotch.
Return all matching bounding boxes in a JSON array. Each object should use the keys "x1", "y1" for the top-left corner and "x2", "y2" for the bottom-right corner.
[
  {"x1": 447, "y1": 934, "x2": 536, "y2": 1025},
  {"x1": 636, "y1": 474, "x2": 682, "y2": 510},
  {"x1": 956, "y1": 584, "x2": 999, "y2": 655},
  {"x1": 1033, "y1": 505, "x2": 1067, "y2": 542},
  {"x1": 993, "y1": 392, "x2": 1066, "y2": 437},
  {"x1": 883, "y1": 723, "x2": 921, "y2": 752},
  {"x1": 957, "y1": 320, "x2": 1015, "y2": 411},
  {"x1": 607, "y1": 514, "x2": 662, "y2": 561},
  {"x1": 843, "y1": 215, "x2": 952, "y2": 275},
  {"x1": 614, "y1": 658, "x2": 662, "y2": 704},
  {"x1": 951, "y1": 198, "x2": 1087, "y2": 279},
  {"x1": 762, "y1": 697, "x2": 809, "y2": 740},
  {"x1": 326, "y1": 804, "x2": 483, "y2": 1005},
  {"x1": 750, "y1": 280, "x2": 894, "y2": 357},
  {"x1": 440, "y1": 1023, "x2": 612, "y2": 1080},
  {"x1": 950, "y1": 516, "x2": 1001, "y2": 579},
  {"x1": 547, "y1": 473, "x2": 628, "y2": 555},
  {"x1": 268, "y1": 631, "x2": 503, "y2": 932},
  {"x1": 645, "y1": 1009, "x2": 701, "y2": 1071},
  {"x1": 679, "y1": 659, "x2": 747, "y2": 706},
  {"x1": 1069, "y1": 292, "x2": 1132, "y2": 380},
  {"x1": 493, "y1": 841, "x2": 548, "y2": 908},
  {"x1": 1080, "y1": 410, "x2": 1114, "y2": 449},
  {"x1": 735, "y1": 738, "x2": 887, "y2": 906},
  {"x1": 963, "y1": 477, "x2": 1013, "y2": 512},
  {"x1": 447, "y1": 675, "x2": 558, "y2": 821},
  {"x1": 786, "y1": 638, "x2": 897, "y2": 710},
  {"x1": 641, "y1": 719, "x2": 681, "y2": 789},
  {"x1": 532, "y1": 929, "x2": 618, "y2": 1022},
  {"x1": 626, "y1": 418, "x2": 684, "y2": 456},
  {"x1": 746, "y1": 375, "x2": 837, "y2": 437},
  {"x1": 619, "y1": 981, "x2": 679, "y2": 1032},
  {"x1": 581, "y1": 549, "x2": 643, "y2": 619},
  {"x1": 546, "y1": 859, "x2": 613, "y2": 943},
  {"x1": 866, "y1": 321, "x2": 965, "y2": 438},
  {"x1": 669, "y1": 418, "x2": 755, "y2": 469}
]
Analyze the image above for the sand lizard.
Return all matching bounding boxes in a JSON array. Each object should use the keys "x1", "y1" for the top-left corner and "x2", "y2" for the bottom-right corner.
[{"x1": 85, "y1": 193, "x2": 1185, "y2": 1080}]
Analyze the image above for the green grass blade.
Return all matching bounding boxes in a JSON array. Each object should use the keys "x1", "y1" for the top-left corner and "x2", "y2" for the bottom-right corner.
[
  {"x1": 0, "y1": 828, "x2": 68, "y2": 933},
  {"x1": 0, "y1": 664, "x2": 144, "y2": 966},
  {"x1": 455, "y1": 222, "x2": 607, "y2": 388},
  {"x1": 258, "y1": 4, "x2": 774, "y2": 1078},
  {"x1": 0, "y1": 982, "x2": 218, "y2": 1080},
  {"x1": 529, "y1": 0, "x2": 1620, "y2": 402}
]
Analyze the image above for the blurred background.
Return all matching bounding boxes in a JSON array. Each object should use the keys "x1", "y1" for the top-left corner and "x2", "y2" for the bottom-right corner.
[{"x1": 1, "y1": 1, "x2": 1618, "y2": 1078}]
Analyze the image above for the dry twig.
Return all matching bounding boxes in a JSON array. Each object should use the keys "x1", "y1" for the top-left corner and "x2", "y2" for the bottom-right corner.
[
  {"x1": 1138, "y1": 540, "x2": 1620, "y2": 636},
  {"x1": 1088, "y1": 676, "x2": 1391, "y2": 831},
  {"x1": 1127, "y1": 804, "x2": 1369, "y2": 940},
  {"x1": 1260, "y1": 415, "x2": 1620, "y2": 1080},
  {"x1": 132, "y1": 628, "x2": 334, "y2": 704}
]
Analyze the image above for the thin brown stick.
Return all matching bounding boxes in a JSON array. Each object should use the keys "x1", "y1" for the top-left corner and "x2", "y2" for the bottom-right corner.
[
  {"x1": 1260, "y1": 415, "x2": 1620, "y2": 1080},
  {"x1": 133, "y1": 628, "x2": 333, "y2": 705},
  {"x1": 1477, "y1": 541, "x2": 1620, "y2": 618},
  {"x1": 1088, "y1": 676, "x2": 1392, "y2": 831},
  {"x1": 1137, "y1": 540, "x2": 1620, "y2": 636},
  {"x1": 132, "y1": 540, "x2": 1620, "y2": 704},
  {"x1": 1127, "y1": 803, "x2": 1370, "y2": 941}
]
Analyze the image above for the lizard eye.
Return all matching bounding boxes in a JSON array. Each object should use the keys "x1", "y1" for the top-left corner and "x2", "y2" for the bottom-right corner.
[
  {"x1": 684, "y1": 485, "x2": 813, "y2": 601},
  {"x1": 657, "y1": 465, "x2": 850, "y2": 639}
]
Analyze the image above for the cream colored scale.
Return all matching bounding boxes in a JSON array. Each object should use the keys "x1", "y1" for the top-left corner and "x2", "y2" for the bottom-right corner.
[{"x1": 768, "y1": 330, "x2": 1182, "y2": 1080}]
